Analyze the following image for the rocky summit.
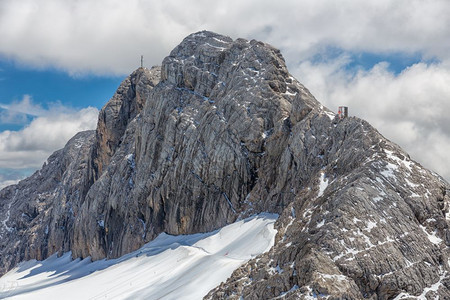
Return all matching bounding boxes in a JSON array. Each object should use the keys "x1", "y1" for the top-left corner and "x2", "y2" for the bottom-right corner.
[{"x1": 1, "y1": 31, "x2": 450, "y2": 299}]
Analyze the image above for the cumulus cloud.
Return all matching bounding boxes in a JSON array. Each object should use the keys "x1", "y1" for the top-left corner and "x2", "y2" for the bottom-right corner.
[
  {"x1": 0, "y1": 95, "x2": 76, "y2": 124},
  {"x1": 0, "y1": 100, "x2": 98, "y2": 170},
  {"x1": 1, "y1": 95, "x2": 45, "y2": 123},
  {"x1": 292, "y1": 59, "x2": 450, "y2": 180},
  {"x1": 0, "y1": 97, "x2": 99, "y2": 189},
  {"x1": 1, "y1": 0, "x2": 450, "y2": 75}
]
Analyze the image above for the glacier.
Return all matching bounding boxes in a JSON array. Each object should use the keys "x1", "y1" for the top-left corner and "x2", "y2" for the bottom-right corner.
[{"x1": 0, "y1": 213, "x2": 277, "y2": 300}]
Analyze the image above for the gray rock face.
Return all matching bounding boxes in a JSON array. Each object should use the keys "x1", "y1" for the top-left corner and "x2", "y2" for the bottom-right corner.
[
  {"x1": 71, "y1": 31, "x2": 311, "y2": 260},
  {"x1": 1, "y1": 31, "x2": 450, "y2": 299},
  {"x1": 0, "y1": 130, "x2": 95, "y2": 276},
  {"x1": 205, "y1": 116, "x2": 450, "y2": 299},
  {"x1": 91, "y1": 66, "x2": 160, "y2": 178},
  {"x1": 0, "y1": 66, "x2": 160, "y2": 276}
]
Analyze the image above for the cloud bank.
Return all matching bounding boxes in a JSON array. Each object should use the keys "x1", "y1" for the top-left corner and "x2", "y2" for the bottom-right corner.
[
  {"x1": 0, "y1": 97, "x2": 98, "y2": 187},
  {"x1": 294, "y1": 59, "x2": 450, "y2": 180},
  {"x1": 1, "y1": 0, "x2": 449, "y2": 75}
]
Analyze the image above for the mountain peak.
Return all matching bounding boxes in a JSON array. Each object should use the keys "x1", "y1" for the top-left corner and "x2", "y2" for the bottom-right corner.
[{"x1": 1, "y1": 31, "x2": 450, "y2": 299}]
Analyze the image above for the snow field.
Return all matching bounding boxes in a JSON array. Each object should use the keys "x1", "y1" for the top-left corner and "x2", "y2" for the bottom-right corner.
[{"x1": 0, "y1": 213, "x2": 278, "y2": 300}]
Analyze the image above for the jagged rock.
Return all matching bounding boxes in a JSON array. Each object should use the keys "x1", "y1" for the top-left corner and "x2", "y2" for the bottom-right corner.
[
  {"x1": 0, "y1": 130, "x2": 95, "y2": 276},
  {"x1": 0, "y1": 66, "x2": 161, "y2": 275},
  {"x1": 70, "y1": 31, "x2": 317, "y2": 260},
  {"x1": 91, "y1": 66, "x2": 161, "y2": 178},
  {"x1": 205, "y1": 117, "x2": 450, "y2": 299},
  {"x1": 1, "y1": 31, "x2": 450, "y2": 299}
]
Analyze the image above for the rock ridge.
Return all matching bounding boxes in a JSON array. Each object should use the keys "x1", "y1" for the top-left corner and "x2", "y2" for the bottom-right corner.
[{"x1": 1, "y1": 31, "x2": 450, "y2": 299}]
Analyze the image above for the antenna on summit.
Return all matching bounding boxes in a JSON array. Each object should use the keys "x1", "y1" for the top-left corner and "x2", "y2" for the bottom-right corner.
[{"x1": 140, "y1": 55, "x2": 143, "y2": 68}]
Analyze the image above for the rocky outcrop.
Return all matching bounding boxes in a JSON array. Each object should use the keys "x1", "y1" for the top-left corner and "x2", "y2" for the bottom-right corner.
[
  {"x1": 90, "y1": 66, "x2": 160, "y2": 179},
  {"x1": 70, "y1": 31, "x2": 318, "y2": 260},
  {"x1": 0, "y1": 130, "x2": 95, "y2": 276},
  {"x1": 1, "y1": 31, "x2": 450, "y2": 299},
  {"x1": 0, "y1": 67, "x2": 160, "y2": 276},
  {"x1": 205, "y1": 116, "x2": 450, "y2": 299}
]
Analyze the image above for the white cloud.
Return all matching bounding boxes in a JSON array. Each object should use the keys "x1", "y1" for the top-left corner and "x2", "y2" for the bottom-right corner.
[
  {"x1": 1, "y1": 0, "x2": 450, "y2": 75},
  {"x1": 292, "y1": 60, "x2": 450, "y2": 180},
  {"x1": 0, "y1": 0, "x2": 449, "y2": 182},
  {"x1": 1, "y1": 95, "x2": 45, "y2": 123},
  {"x1": 0, "y1": 95, "x2": 76, "y2": 124},
  {"x1": 0, "y1": 100, "x2": 98, "y2": 170}
]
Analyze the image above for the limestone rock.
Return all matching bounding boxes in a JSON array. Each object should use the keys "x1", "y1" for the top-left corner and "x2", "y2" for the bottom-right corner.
[
  {"x1": 1, "y1": 31, "x2": 450, "y2": 299},
  {"x1": 0, "y1": 130, "x2": 95, "y2": 276},
  {"x1": 205, "y1": 117, "x2": 450, "y2": 299},
  {"x1": 0, "y1": 66, "x2": 161, "y2": 275},
  {"x1": 71, "y1": 31, "x2": 314, "y2": 259},
  {"x1": 91, "y1": 66, "x2": 160, "y2": 178}
]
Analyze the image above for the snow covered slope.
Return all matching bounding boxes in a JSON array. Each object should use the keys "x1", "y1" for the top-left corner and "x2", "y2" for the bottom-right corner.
[{"x1": 0, "y1": 213, "x2": 277, "y2": 300}]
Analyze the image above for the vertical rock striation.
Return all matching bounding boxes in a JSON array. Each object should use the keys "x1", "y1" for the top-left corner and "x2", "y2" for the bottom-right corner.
[
  {"x1": 206, "y1": 116, "x2": 450, "y2": 299},
  {"x1": 71, "y1": 31, "x2": 316, "y2": 259},
  {"x1": 0, "y1": 66, "x2": 160, "y2": 275},
  {"x1": 90, "y1": 66, "x2": 160, "y2": 179},
  {"x1": 1, "y1": 31, "x2": 450, "y2": 299},
  {"x1": 0, "y1": 130, "x2": 95, "y2": 276}
]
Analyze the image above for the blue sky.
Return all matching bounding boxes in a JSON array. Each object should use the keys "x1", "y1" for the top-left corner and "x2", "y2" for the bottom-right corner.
[
  {"x1": 0, "y1": 62, "x2": 122, "y2": 131},
  {"x1": 1, "y1": 0, "x2": 450, "y2": 188},
  {"x1": 0, "y1": 60, "x2": 122, "y2": 187},
  {"x1": 0, "y1": 61, "x2": 123, "y2": 109}
]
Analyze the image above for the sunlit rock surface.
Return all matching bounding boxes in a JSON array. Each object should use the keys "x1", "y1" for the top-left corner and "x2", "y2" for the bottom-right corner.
[{"x1": 1, "y1": 31, "x2": 450, "y2": 299}]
